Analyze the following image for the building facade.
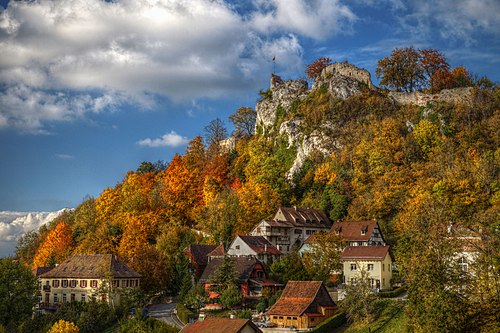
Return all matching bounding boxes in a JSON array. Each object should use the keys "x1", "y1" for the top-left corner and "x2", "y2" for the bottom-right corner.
[
  {"x1": 341, "y1": 246, "x2": 393, "y2": 291},
  {"x1": 227, "y1": 235, "x2": 282, "y2": 265},
  {"x1": 331, "y1": 220, "x2": 386, "y2": 246},
  {"x1": 268, "y1": 281, "x2": 337, "y2": 330},
  {"x1": 251, "y1": 207, "x2": 332, "y2": 253},
  {"x1": 38, "y1": 254, "x2": 141, "y2": 310}
]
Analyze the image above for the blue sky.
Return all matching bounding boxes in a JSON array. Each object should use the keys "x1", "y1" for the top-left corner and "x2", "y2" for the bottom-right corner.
[{"x1": 0, "y1": 0, "x2": 499, "y2": 212}]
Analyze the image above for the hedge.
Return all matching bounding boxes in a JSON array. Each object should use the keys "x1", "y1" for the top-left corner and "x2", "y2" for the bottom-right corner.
[
  {"x1": 378, "y1": 287, "x2": 406, "y2": 298},
  {"x1": 309, "y1": 312, "x2": 347, "y2": 333},
  {"x1": 175, "y1": 304, "x2": 195, "y2": 325}
]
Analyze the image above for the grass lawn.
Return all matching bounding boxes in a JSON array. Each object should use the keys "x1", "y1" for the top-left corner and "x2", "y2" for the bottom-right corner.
[{"x1": 342, "y1": 299, "x2": 407, "y2": 333}]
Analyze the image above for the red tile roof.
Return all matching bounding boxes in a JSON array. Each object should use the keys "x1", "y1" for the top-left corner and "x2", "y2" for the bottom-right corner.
[
  {"x1": 268, "y1": 281, "x2": 337, "y2": 316},
  {"x1": 180, "y1": 317, "x2": 262, "y2": 333},
  {"x1": 331, "y1": 220, "x2": 378, "y2": 241},
  {"x1": 341, "y1": 246, "x2": 391, "y2": 260},
  {"x1": 237, "y1": 236, "x2": 282, "y2": 255},
  {"x1": 39, "y1": 254, "x2": 142, "y2": 279}
]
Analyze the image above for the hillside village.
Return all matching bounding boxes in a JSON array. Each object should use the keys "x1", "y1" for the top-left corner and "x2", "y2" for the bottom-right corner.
[{"x1": 3, "y1": 53, "x2": 499, "y2": 333}]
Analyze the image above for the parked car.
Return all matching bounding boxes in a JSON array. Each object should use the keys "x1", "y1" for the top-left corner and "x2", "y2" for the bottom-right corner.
[{"x1": 256, "y1": 321, "x2": 276, "y2": 328}]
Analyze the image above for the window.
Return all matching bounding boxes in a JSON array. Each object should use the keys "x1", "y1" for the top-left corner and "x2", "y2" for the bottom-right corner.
[
  {"x1": 70, "y1": 280, "x2": 77, "y2": 288},
  {"x1": 367, "y1": 264, "x2": 374, "y2": 271},
  {"x1": 306, "y1": 230, "x2": 315, "y2": 235},
  {"x1": 81, "y1": 294, "x2": 86, "y2": 302},
  {"x1": 113, "y1": 280, "x2": 119, "y2": 288},
  {"x1": 383, "y1": 278, "x2": 386, "y2": 287},
  {"x1": 287, "y1": 317, "x2": 291, "y2": 320},
  {"x1": 459, "y1": 257, "x2": 468, "y2": 272},
  {"x1": 122, "y1": 280, "x2": 128, "y2": 288},
  {"x1": 235, "y1": 245, "x2": 240, "y2": 250},
  {"x1": 90, "y1": 280, "x2": 98, "y2": 288},
  {"x1": 294, "y1": 229, "x2": 302, "y2": 234},
  {"x1": 52, "y1": 280, "x2": 60, "y2": 287},
  {"x1": 388, "y1": 264, "x2": 391, "y2": 272},
  {"x1": 62, "y1": 280, "x2": 68, "y2": 287},
  {"x1": 62, "y1": 294, "x2": 67, "y2": 303},
  {"x1": 382, "y1": 263, "x2": 385, "y2": 272},
  {"x1": 38, "y1": 281, "x2": 42, "y2": 290},
  {"x1": 54, "y1": 294, "x2": 59, "y2": 303},
  {"x1": 80, "y1": 280, "x2": 87, "y2": 288},
  {"x1": 350, "y1": 263, "x2": 357, "y2": 271},
  {"x1": 71, "y1": 294, "x2": 76, "y2": 302}
]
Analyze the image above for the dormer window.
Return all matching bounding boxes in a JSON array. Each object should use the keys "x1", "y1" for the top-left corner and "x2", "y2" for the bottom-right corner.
[{"x1": 361, "y1": 226, "x2": 368, "y2": 235}]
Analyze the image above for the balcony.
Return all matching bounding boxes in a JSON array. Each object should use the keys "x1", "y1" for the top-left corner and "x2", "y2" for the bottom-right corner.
[
  {"x1": 276, "y1": 236, "x2": 290, "y2": 245},
  {"x1": 42, "y1": 285, "x2": 51, "y2": 292}
]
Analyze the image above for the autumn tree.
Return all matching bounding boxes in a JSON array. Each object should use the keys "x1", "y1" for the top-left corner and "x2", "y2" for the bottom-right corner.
[
  {"x1": 306, "y1": 57, "x2": 331, "y2": 79},
  {"x1": 32, "y1": 221, "x2": 74, "y2": 268},
  {"x1": 47, "y1": 320, "x2": 79, "y2": 333},
  {"x1": 229, "y1": 107, "x2": 257, "y2": 137},
  {"x1": 302, "y1": 231, "x2": 345, "y2": 282},
  {"x1": 340, "y1": 269, "x2": 378, "y2": 324},
  {"x1": 420, "y1": 48, "x2": 449, "y2": 85},
  {"x1": 376, "y1": 47, "x2": 424, "y2": 92}
]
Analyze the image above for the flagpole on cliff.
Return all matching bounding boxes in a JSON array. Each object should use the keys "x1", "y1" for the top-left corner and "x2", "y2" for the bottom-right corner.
[{"x1": 272, "y1": 55, "x2": 276, "y2": 74}]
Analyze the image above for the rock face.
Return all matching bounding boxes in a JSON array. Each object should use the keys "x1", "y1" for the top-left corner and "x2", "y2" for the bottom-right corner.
[{"x1": 255, "y1": 79, "x2": 308, "y2": 133}]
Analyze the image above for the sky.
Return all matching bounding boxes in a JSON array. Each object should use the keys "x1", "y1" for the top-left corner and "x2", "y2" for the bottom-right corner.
[{"x1": 0, "y1": 0, "x2": 499, "y2": 213}]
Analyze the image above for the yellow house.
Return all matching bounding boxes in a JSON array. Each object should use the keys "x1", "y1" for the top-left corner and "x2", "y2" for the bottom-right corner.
[
  {"x1": 341, "y1": 246, "x2": 393, "y2": 291},
  {"x1": 37, "y1": 254, "x2": 141, "y2": 310}
]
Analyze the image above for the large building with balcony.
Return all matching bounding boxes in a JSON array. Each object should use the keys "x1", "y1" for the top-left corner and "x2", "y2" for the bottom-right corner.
[
  {"x1": 37, "y1": 254, "x2": 141, "y2": 310},
  {"x1": 250, "y1": 207, "x2": 332, "y2": 253}
]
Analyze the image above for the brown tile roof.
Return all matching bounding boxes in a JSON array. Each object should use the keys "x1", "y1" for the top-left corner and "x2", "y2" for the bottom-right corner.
[
  {"x1": 32, "y1": 266, "x2": 54, "y2": 277},
  {"x1": 268, "y1": 281, "x2": 337, "y2": 316},
  {"x1": 39, "y1": 254, "x2": 142, "y2": 279},
  {"x1": 180, "y1": 317, "x2": 262, "y2": 333},
  {"x1": 199, "y1": 256, "x2": 264, "y2": 284},
  {"x1": 275, "y1": 207, "x2": 331, "y2": 229},
  {"x1": 331, "y1": 220, "x2": 378, "y2": 241},
  {"x1": 208, "y1": 244, "x2": 226, "y2": 258},
  {"x1": 341, "y1": 246, "x2": 391, "y2": 260},
  {"x1": 238, "y1": 236, "x2": 282, "y2": 255},
  {"x1": 184, "y1": 244, "x2": 217, "y2": 267}
]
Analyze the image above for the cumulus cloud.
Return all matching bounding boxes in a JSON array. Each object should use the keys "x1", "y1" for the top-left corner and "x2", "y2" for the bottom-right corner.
[
  {"x1": 0, "y1": 209, "x2": 68, "y2": 257},
  {"x1": 137, "y1": 131, "x2": 189, "y2": 148},
  {"x1": 0, "y1": 0, "x2": 353, "y2": 134}
]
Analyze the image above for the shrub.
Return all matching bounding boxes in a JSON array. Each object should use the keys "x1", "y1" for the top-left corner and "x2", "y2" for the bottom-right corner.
[
  {"x1": 378, "y1": 286, "x2": 406, "y2": 298},
  {"x1": 309, "y1": 312, "x2": 346, "y2": 333},
  {"x1": 176, "y1": 303, "x2": 195, "y2": 325}
]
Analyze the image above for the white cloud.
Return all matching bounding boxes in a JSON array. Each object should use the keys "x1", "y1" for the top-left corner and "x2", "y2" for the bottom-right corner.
[
  {"x1": 0, "y1": 209, "x2": 68, "y2": 257},
  {"x1": 0, "y1": 0, "x2": 353, "y2": 134},
  {"x1": 55, "y1": 154, "x2": 75, "y2": 160},
  {"x1": 137, "y1": 131, "x2": 189, "y2": 148}
]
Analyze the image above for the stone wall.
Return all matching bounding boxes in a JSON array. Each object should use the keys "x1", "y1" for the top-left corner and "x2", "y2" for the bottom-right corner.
[
  {"x1": 320, "y1": 62, "x2": 375, "y2": 89},
  {"x1": 389, "y1": 87, "x2": 474, "y2": 106}
]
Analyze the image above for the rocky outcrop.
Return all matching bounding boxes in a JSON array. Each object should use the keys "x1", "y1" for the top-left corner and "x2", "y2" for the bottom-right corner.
[
  {"x1": 279, "y1": 120, "x2": 333, "y2": 180},
  {"x1": 255, "y1": 78, "x2": 308, "y2": 133}
]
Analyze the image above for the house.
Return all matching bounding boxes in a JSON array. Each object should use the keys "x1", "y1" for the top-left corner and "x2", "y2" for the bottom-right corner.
[
  {"x1": 37, "y1": 254, "x2": 141, "y2": 310},
  {"x1": 331, "y1": 220, "x2": 386, "y2": 246},
  {"x1": 180, "y1": 317, "x2": 262, "y2": 333},
  {"x1": 227, "y1": 236, "x2": 282, "y2": 265},
  {"x1": 341, "y1": 246, "x2": 393, "y2": 291},
  {"x1": 199, "y1": 256, "x2": 281, "y2": 301},
  {"x1": 183, "y1": 244, "x2": 218, "y2": 279},
  {"x1": 251, "y1": 207, "x2": 332, "y2": 253},
  {"x1": 268, "y1": 281, "x2": 337, "y2": 330}
]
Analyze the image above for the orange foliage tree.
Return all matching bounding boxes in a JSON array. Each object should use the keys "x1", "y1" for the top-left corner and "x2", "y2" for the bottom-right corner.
[
  {"x1": 32, "y1": 222, "x2": 74, "y2": 268},
  {"x1": 306, "y1": 57, "x2": 331, "y2": 79}
]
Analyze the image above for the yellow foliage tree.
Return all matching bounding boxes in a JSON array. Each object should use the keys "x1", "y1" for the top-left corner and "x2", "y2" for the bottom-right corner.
[{"x1": 47, "y1": 320, "x2": 79, "y2": 333}]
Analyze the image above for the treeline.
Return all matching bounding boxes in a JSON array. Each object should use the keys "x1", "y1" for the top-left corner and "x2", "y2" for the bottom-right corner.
[{"x1": 15, "y1": 48, "x2": 500, "y2": 332}]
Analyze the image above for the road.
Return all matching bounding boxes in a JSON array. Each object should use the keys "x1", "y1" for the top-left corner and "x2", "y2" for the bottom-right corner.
[{"x1": 148, "y1": 303, "x2": 185, "y2": 329}]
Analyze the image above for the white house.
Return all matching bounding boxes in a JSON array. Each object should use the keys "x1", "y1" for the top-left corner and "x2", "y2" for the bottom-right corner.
[{"x1": 227, "y1": 235, "x2": 281, "y2": 265}]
